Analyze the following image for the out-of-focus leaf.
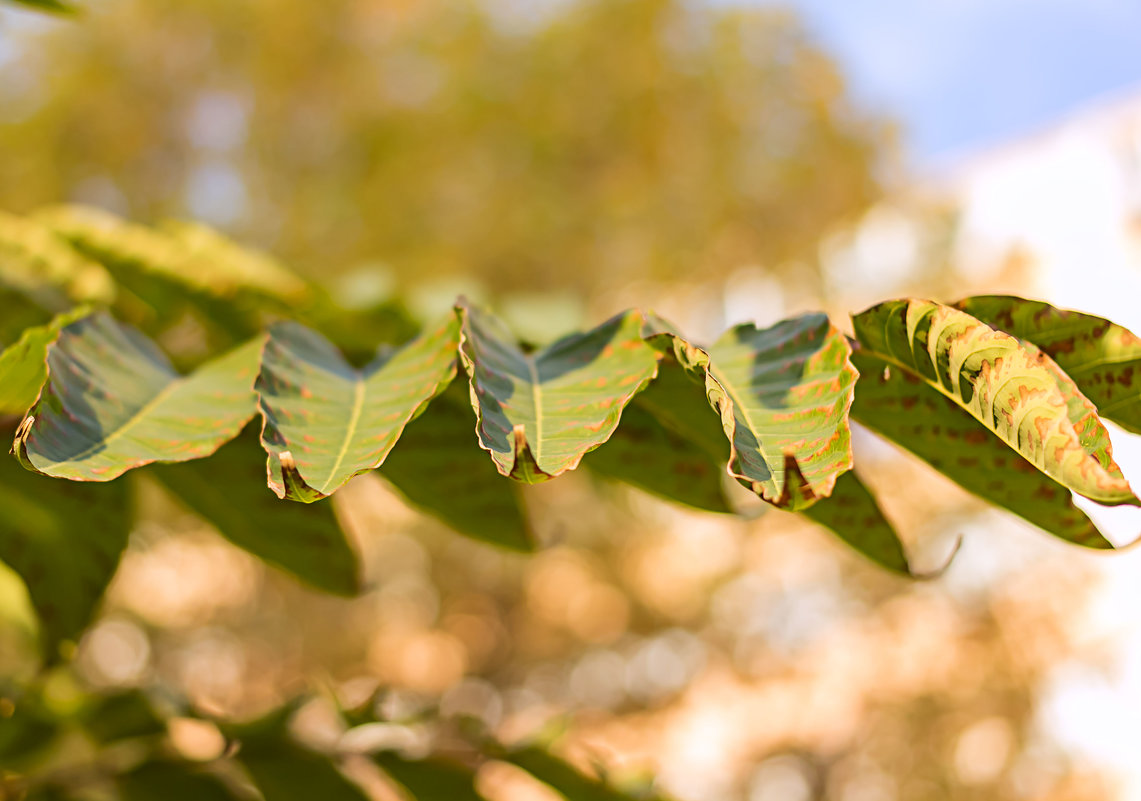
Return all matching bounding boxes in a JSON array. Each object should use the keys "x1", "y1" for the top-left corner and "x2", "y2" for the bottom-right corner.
[
  {"x1": 256, "y1": 317, "x2": 460, "y2": 502},
  {"x1": 0, "y1": 687, "x2": 58, "y2": 762},
  {"x1": 0, "y1": 456, "x2": 132, "y2": 659},
  {"x1": 118, "y1": 760, "x2": 244, "y2": 801},
  {"x1": 798, "y1": 470, "x2": 912, "y2": 575},
  {"x1": 236, "y1": 741, "x2": 370, "y2": 801},
  {"x1": 380, "y1": 383, "x2": 533, "y2": 552},
  {"x1": 3, "y1": 0, "x2": 75, "y2": 13},
  {"x1": 643, "y1": 312, "x2": 857, "y2": 511},
  {"x1": 850, "y1": 350, "x2": 1113, "y2": 548},
  {"x1": 150, "y1": 432, "x2": 361, "y2": 595},
  {"x1": 35, "y1": 205, "x2": 307, "y2": 303},
  {"x1": 13, "y1": 313, "x2": 261, "y2": 481},
  {"x1": 0, "y1": 307, "x2": 90, "y2": 416},
  {"x1": 457, "y1": 302, "x2": 660, "y2": 484},
  {"x1": 506, "y1": 746, "x2": 669, "y2": 801},
  {"x1": 79, "y1": 690, "x2": 165, "y2": 745},
  {"x1": 0, "y1": 211, "x2": 114, "y2": 304},
  {"x1": 373, "y1": 752, "x2": 489, "y2": 801},
  {"x1": 584, "y1": 402, "x2": 731, "y2": 513},
  {"x1": 853, "y1": 299, "x2": 1139, "y2": 509},
  {"x1": 957, "y1": 295, "x2": 1141, "y2": 434}
]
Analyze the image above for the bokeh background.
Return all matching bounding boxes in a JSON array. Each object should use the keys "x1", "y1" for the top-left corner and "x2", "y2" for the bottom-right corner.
[{"x1": 4, "y1": 0, "x2": 1141, "y2": 799}]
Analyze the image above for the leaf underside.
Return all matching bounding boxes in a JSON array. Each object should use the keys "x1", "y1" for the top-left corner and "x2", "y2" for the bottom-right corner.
[
  {"x1": 14, "y1": 313, "x2": 262, "y2": 481},
  {"x1": 256, "y1": 317, "x2": 460, "y2": 501},
  {"x1": 458, "y1": 302, "x2": 661, "y2": 483}
]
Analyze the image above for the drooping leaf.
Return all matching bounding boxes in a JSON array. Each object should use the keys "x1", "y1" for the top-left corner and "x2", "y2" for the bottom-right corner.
[
  {"x1": 583, "y1": 402, "x2": 731, "y2": 513},
  {"x1": 118, "y1": 760, "x2": 244, "y2": 801},
  {"x1": 798, "y1": 470, "x2": 912, "y2": 575},
  {"x1": 380, "y1": 383, "x2": 534, "y2": 552},
  {"x1": 0, "y1": 307, "x2": 90, "y2": 416},
  {"x1": 79, "y1": 690, "x2": 166, "y2": 745},
  {"x1": 373, "y1": 752, "x2": 489, "y2": 801},
  {"x1": 256, "y1": 317, "x2": 460, "y2": 502},
  {"x1": 13, "y1": 313, "x2": 262, "y2": 481},
  {"x1": 957, "y1": 295, "x2": 1141, "y2": 435},
  {"x1": 457, "y1": 302, "x2": 661, "y2": 484},
  {"x1": 150, "y1": 432, "x2": 361, "y2": 595},
  {"x1": 849, "y1": 350, "x2": 1113, "y2": 548},
  {"x1": 642, "y1": 312, "x2": 857, "y2": 511},
  {"x1": 852, "y1": 299, "x2": 1139, "y2": 509},
  {"x1": 0, "y1": 456, "x2": 133, "y2": 660}
]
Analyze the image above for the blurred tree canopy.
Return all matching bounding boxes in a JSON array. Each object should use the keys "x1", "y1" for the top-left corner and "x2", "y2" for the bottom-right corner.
[{"x1": 0, "y1": 0, "x2": 892, "y2": 300}]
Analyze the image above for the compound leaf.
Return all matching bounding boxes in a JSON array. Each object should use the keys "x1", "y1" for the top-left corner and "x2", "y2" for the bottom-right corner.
[
  {"x1": 457, "y1": 302, "x2": 660, "y2": 483},
  {"x1": 13, "y1": 313, "x2": 261, "y2": 481},
  {"x1": 256, "y1": 317, "x2": 460, "y2": 502}
]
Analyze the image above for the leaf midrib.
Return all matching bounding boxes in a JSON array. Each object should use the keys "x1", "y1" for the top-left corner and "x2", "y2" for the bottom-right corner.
[
  {"x1": 524, "y1": 354, "x2": 543, "y2": 466},
  {"x1": 321, "y1": 376, "x2": 366, "y2": 493}
]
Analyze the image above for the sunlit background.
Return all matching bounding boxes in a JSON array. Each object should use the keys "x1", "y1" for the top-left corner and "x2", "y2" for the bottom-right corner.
[{"x1": 3, "y1": 0, "x2": 1141, "y2": 798}]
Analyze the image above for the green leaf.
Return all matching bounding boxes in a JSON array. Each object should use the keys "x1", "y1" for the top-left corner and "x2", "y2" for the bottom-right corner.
[
  {"x1": 457, "y1": 302, "x2": 661, "y2": 484},
  {"x1": 0, "y1": 211, "x2": 113, "y2": 305},
  {"x1": 79, "y1": 690, "x2": 166, "y2": 745},
  {"x1": 852, "y1": 299, "x2": 1139, "y2": 509},
  {"x1": 957, "y1": 295, "x2": 1141, "y2": 435},
  {"x1": 150, "y1": 432, "x2": 361, "y2": 595},
  {"x1": 118, "y1": 760, "x2": 244, "y2": 801},
  {"x1": 0, "y1": 308, "x2": 90, "y2": 416},
  {"x1": 35, "y1": 205, "x2": 307, "y2": 304},
  {"x1": 643, "y1": 312, "x2": 858, "y2": 511},
  {"x1": 0, "y1": 456, "x2": 133, "y2": 660},
  {"x1": 506, "y1": 746, "x2": 667, "y2": 801},
  {"x1": 373, "y1": 752, "x2": 489, "y2": 801},
  {"x1": 798, "y1": 470, "x2": 912, "y2": 575},
  {"x1": 256, "y1": 317, "x2": 460, "y2": 502},
  {"x1": 237, "y1": 741, "x2": 370, "y2": 801},
  {"x1": 0, "y1": 687, "x2": 58, "y2": 762},
  {"x1": 13, "y1": 313, "x2": 262, "y2": 481},
  {"x1": 584, "y1": 401, "x2": 732, "y2": 513},
  {"x1": 380, "y1": 383, "x2": 534, "y2": 552},
  {"x1": 849, "y1": 350, "x2": 1113, "y2": 548}
]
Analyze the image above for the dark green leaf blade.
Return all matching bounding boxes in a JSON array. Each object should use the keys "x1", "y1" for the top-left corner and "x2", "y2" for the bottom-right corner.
[
  {"x1": 256, "y1": 317, "x2": 460, "y2": 501},
  {"x1": 13, "y1": 313, "x2": 262, "y2": 481},
  {"x1": 237, "y1": 741, "x2": 370, "y2": 801},
  {"x1": 506, "y1": 746, "x2": 670, "y2": 801},
  {"x1": 79, "y1": 690, "x2": 166, "y2": 745},
  {"x1": 853, "y1": 298, "x2": 1139, "y2": 508},
  {"x1": 849, "y1": 350, "x2": 1112, "y2": 548},
  {"x1": 957, "y1": 295, "x2": 1141, "y2": 434},
  {"x1": 380, "y1": 383, "x2": 534, "y2": 552},
  {"x1": 150, "y1": 432, "x2": 361, "y2": 595},
  {"x1": 373, "y1": 752, "x2": 489, "y2": 801},
  {"x1": 0, "y1": 456, "x2": 133, "y2": 660},
  {"x1": 118, "y1": 760, "x2": 244, "y2": 801},
  {"x1": 798, "y1": 470, "x2": 912, "y2": 575},
  {"x1": 457, "y1": 302, "x2": 661, "y2": 484}
]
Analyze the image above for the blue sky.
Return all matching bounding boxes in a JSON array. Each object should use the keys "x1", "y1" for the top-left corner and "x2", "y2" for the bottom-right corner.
[{"x1": 756, "y1": 0, "x2": 1141, "y2": 164}]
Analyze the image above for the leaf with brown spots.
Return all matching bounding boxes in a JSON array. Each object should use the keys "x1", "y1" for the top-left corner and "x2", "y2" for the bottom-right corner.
[
  {"x1": 457, "y1": 301, "x2": 661, "y2": 484},
  {"x1": 642, "y1": 312, "x2": 859, "y2": 512},
  {"x1": 256, "y1": 317, "x2": 460, "y2": 501},
  {"x1": 12, "y1": 313, "x2": 263, "y2": 481},
  {"x1": 0, "y1": 454, "x2": 132, "y2": 663},
  {"x1": 957, "y1": 295, "x2": 1141, "y2": 435}
]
